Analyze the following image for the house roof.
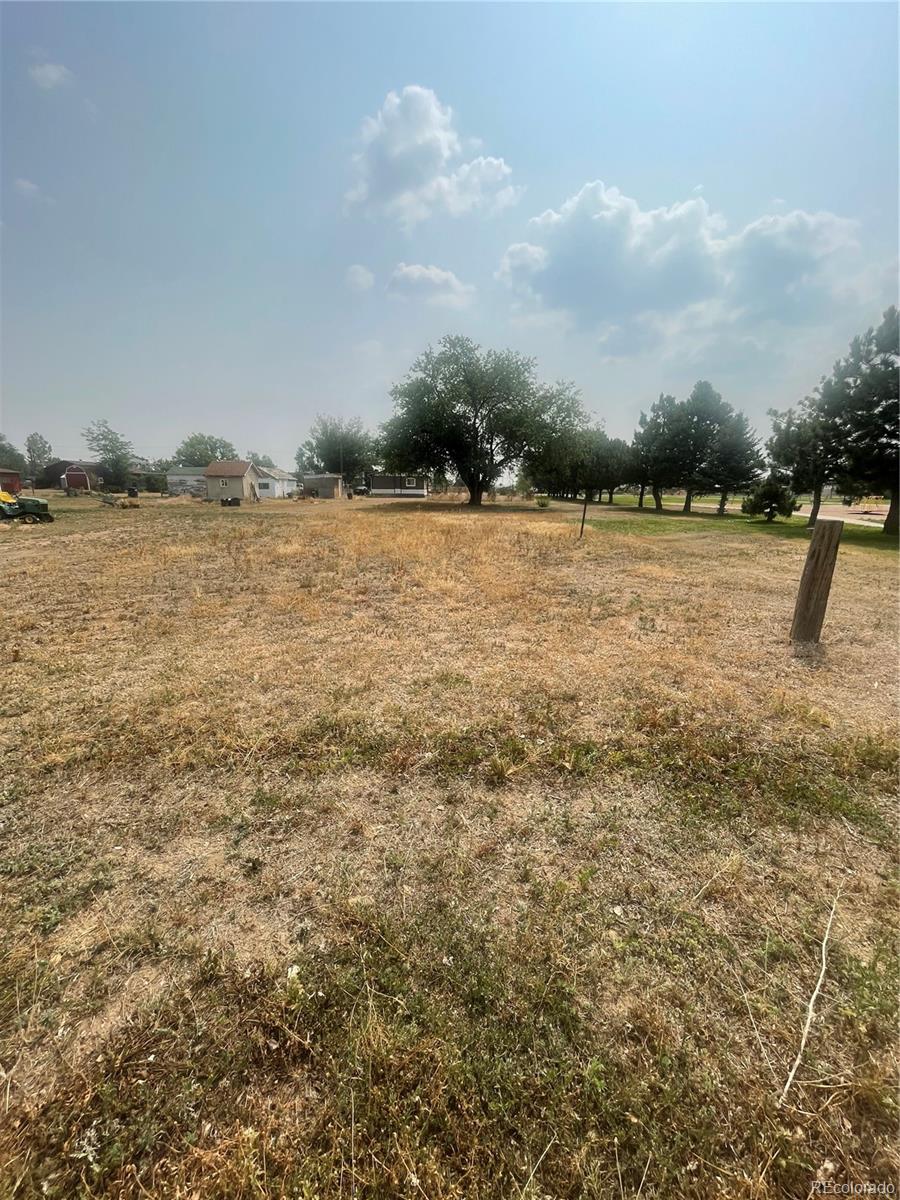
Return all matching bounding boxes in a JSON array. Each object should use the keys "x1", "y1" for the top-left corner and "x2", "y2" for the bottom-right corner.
[
  {"x1": 302, "y1": 473, "x2": 342, "y2": 480},
  {"x1": 166, "y1": 466, "x2": 207, "y2": 476},
  {"x1": 256, "y1": 466, "x2": 298, "y2": 481},
  {"x1": 204, "y1": 460, "x2": 252, "y2": 478}
]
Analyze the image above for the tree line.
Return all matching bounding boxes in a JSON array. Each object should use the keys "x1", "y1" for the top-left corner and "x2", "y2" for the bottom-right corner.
[
  {"x1": 309, "y1": 306, "x2": 895, "y2": 532},
  {"x1": 0, "y1": 427, "x2": 278, "y2": 492},
  {"x1": 3, "y1": 306, "x2": 895, "y2": 532}
]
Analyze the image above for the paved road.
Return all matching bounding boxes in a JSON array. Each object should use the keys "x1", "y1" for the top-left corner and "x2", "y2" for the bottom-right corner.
[{"x1": 690, "y1": 503, "x2": 887, "y2": 528}]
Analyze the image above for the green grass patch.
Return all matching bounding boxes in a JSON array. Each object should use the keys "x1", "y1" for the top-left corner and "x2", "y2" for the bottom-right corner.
[{"x1": 584, "y1": 508, "x2": 897, "y2": 551}]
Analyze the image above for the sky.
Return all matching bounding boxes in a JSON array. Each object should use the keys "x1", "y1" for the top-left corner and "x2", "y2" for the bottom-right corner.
[{"x1": 2, "y1": 2, "x2": 897, "y2": 471}]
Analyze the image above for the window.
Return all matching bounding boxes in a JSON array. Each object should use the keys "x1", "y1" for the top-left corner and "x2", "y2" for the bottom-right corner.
[
  {"x1": 405, "y1": 476, "x2": 417, "y2": 488},
  {"x1": 258, "y1": 481, "x2": 270, "y2": 490},
  {"x1": 219, "y1": 479, "x2": 227, "y2": 487}
]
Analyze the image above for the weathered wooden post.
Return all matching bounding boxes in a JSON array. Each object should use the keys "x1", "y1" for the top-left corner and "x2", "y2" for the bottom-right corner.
[
  {"x1": 579, "y1": 493, "x2": 588, "y2": 539},
  {"x1": 790, "y1": 519, "x2": 843, "y2": 643}
]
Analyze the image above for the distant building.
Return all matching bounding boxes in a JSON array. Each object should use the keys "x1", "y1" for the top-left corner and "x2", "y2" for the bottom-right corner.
[
  {"x1": 368, "y1": 474, "x2": 429, "y2": 498},
  {"x1": 204, "y1": 460, "x2": 263, "y2": 501},
  {"x1": 302, "y1": 473, "x2": 345, "y2": 500},
  {"x1": 256, "y1": 466, "x2": 299, "y2": 498},
  {"x1": 0, "y1": 467, "x2": 22, "y2": 494},
  {"x1": 39, "y1": 460, "x2": 100, "y2": 491},
  {"x1": 166, "y1": 468, "x2": 207, "y2": 496},
  {"x1": 60, "y1": 463, "x2": 96, "y2": 493}
]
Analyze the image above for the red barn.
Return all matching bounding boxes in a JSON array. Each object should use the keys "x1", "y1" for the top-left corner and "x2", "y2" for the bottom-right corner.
[
  {"x1": 0, "y1": 467, "x2": 22, "y2": 494},
  {"x1": 61, "y1": 464, "x2": 92, "y2": 492}
]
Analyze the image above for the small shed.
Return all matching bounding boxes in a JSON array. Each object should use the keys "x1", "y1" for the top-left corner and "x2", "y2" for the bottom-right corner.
[
  {"x1": 60, "y1": 464, "x2": 94, "y2": 493},
  {"x1": 256, "y1": 466, "x2": 299, "y2": 499},
  {"x1": 302, "y1": 473, "x2": 345, "y2": 500},
  {"x1": 204, "y1": 460, "x2": 262, "y2": 501},
  {"x1": 166, "y1": 468, "x2": 207, "y2": 496},
  {"x1": 0, "y1": 467, "x2": 22, "y2": 494},
  {"x1": 369, "y1": 473, "x2": 429, "y2": 498}
]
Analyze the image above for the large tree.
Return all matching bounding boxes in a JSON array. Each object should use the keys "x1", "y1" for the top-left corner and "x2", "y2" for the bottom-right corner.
[
  {"x1": 295, "y1": 416, "x2": 374, "y2": 484},
  {"x1": 635, "y1": 394, "x2": 686, "y2": 511},
  {"x1": 82, "y1": 419, "x2": 134, "y2": 488},
  {"x1": 382, "y1": 336, "x2": 583, "y2": 506},
  {"x1": 0, "y1": 434, "x2": 27, "y2": 475},
  {"x1": 25, "y1": 432, "x2": 54, "y2": 481},
  {"x1": 173, "y1": 433, "x2": 238, "y2": 467},
  {"x1": 678, "y1": 381, "x2": 732, "y2": 513},
  {"x1": 767, "y1": 402, "x2": 837, "y2": 528},
  {"x1": 820, "y1": 306, "x2": 899, "y2": 536},
  {"x1": 707, "y1": 412, "x2": 763, "y2": 515},
  {"x1": 246, "y1": 451, "x2": 276, "y2": 470}
]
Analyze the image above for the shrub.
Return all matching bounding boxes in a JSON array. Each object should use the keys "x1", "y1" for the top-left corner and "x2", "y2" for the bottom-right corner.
[
  {"x1": 741, "y1": 473, "x2": 798, "y2": 522},
  {"x1": 536, "y1": 496, "x2": 550, "y2": 508}
]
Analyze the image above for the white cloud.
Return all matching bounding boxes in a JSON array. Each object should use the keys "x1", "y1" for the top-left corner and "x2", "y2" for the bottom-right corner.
[
  {"x1": 347, "y1": 85, "x2": 522, "y2": 228},
  {"x1": 497, "y1": 180, "x2": 860, "y2": 355},
  {"x1": 28, "y1": 61, "x2": 73, "y2": 90},
  {"x1": 387, "y1": 262, "x2": 475, "y2": 309},
  {"x1": 346, "y1": 264, "x2": 375, "y2": 293},
  {"x1": 14, "y1": 178, "x2": 52, "y2": 203}
]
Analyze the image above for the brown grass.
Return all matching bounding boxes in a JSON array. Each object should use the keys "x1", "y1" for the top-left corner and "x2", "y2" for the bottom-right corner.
[{"x1": 1, "y1": 494, "x2": 897, "y2": 1198}]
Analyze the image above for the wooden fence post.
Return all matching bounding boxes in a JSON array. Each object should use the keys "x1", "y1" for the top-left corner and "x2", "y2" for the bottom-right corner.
[{"x1": 790, "y1": 520, "x2": 843, "y2": 643}]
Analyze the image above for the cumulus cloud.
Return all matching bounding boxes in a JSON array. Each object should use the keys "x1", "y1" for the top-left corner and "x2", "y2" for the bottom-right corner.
[
  {"x1": 28, "y1": 61, "x2": 73, "y2": 90},
  {"x1": 387, "y1": 262, "x2": 475, "y2": 308},
  {"x1": 497, "y1": 180, "x2": 860, "y2": 355},
  {"x1": 347, "y1": 85, "x2": 521, "y2": 228},
  {"x1": 346, "y1": 264, "x2": 375, "y2": 293}
]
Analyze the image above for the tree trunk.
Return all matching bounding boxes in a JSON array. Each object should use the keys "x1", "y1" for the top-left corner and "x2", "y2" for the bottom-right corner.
[
  {"x1": 717, "y1": 489, "x2": 727, "y2": 516},
  {"x1": 637, "y1": 483, "x2": 645, "y2": 508},
  {"x1": 766, "y1": 507, "x2": 776, "y2": 522},
  {"x1": 806, "y1": 482, "x2": 822, "y2": 528},
  {"x1": 884, "y1": 489, "x2": 898, "y2": 536},
  {"x1": 607, "y1": 489, "x2": 615, "y2": 504},
  {"x1": 466, "y1": 479, "x2": 484, "y2": 506},
  {"x1": 652, "y1": 485, "x2": 663, "y2": 512},
  {"x1": 682, "y1": 489, "x2": 693, "y2": 514}
]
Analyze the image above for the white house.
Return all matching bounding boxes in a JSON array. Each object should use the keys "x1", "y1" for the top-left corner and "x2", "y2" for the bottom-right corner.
[
  {"x1": 255, "y1": 466, "x2": 299, "y2": 498},
  {"x1": 166, "y1": 468, "x2": 207, "y2": 496}
]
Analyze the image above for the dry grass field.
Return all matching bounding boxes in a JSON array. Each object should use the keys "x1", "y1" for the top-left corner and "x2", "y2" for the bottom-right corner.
[{"x1": 1, "y1": 495, "x2": 897, "y2": 1199}]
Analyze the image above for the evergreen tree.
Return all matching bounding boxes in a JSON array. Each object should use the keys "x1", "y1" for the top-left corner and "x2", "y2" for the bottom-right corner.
[
  {"x1": 707, "y1": 412, "x2": 763, "y2": 515},
  {"x1": 741, "y1": 474, "x2": 799, "y2": 522},
  {"x1": 820, "y1": 306, "x2": 899, "y2": 536}
]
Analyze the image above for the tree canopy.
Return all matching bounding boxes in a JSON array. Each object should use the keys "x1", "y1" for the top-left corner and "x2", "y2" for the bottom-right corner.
[
  {"x1": 173, "y1": 434, "x2": 238, "y2": 467},
  {"x1": 382, "y1": 336, "x2": 583, "y2": 505},
  {"x1": 83, "y1": 420, "x2": 134, "y2": 488},
  {"x1": 0, "y1": 434, "x2": 27, "y2": 476},
  {"x1": 246, "y1": 451, "x2": 276, "y2": 470},
  {"x1": 822, "y1": 306, "x2": 898, "y2": 534},
  {"x1": 25, "y1": 433, "x2": 54, "y2": 481},
  {"x1": 296, "y1": 416, "x2": 374, "y2": 483}
]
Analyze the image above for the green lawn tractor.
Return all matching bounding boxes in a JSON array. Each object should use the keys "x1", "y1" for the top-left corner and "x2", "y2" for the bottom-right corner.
[{"x1": 0, "y1": 495, "x2": 54, "y2": 524}]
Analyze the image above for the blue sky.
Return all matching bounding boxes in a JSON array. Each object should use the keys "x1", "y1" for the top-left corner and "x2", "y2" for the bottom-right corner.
[{"x1": 2, "y1": 2, "x2": 897, "y2": 470}]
